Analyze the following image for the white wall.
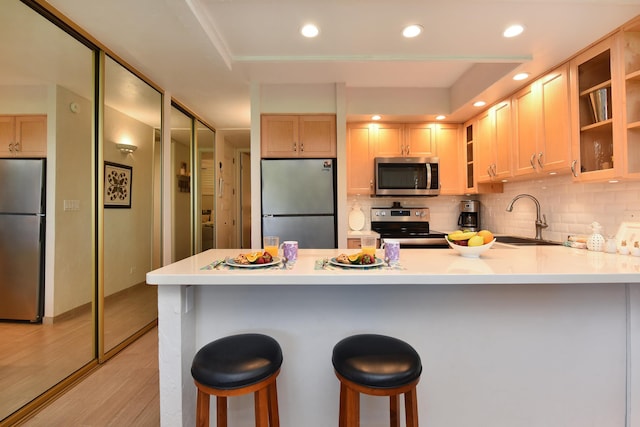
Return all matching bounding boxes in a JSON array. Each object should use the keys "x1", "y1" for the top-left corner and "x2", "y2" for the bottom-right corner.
[
  {"x1": 104, "y1": 106, "x2": 154, "y2": 296},
  {"x1": 52, "y1": 85, "x2": 93, "y2": 316}
]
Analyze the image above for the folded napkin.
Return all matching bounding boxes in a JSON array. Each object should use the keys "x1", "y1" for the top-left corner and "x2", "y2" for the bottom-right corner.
[
  {"x1": 201, "y1": 258, "x2": 292, "y2": 271},
  {"x1": 315, "y1": 258, "x2": 404, "y2": 270}
]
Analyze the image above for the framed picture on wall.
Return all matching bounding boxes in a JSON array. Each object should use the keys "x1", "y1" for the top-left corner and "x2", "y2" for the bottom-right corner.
[{"x1": 104, "y1": 161, "x2": 132, "y2": 208}]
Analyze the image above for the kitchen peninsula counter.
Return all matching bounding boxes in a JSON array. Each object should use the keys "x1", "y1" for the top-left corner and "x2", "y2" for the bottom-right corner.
[{"x1": 147, "y1": 246, "x2": 640, "y2": 427}]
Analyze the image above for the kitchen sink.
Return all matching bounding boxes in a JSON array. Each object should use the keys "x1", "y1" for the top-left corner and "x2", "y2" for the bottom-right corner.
[{"x1": 495, "y1": 236, "x2": 561, "y2": 246}]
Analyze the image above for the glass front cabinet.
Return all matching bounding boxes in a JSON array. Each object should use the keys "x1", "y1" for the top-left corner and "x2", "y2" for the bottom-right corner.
[
  {"x1": 623, "y1": 19, "x2": 640, "y2": 179},
  {"x1": 570, "y1": 17, "x2": 640, "y2": 182}
]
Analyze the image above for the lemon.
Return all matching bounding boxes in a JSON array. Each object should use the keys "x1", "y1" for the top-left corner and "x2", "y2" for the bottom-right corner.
[
  {"x1": 245, "y1": 252, "x2": 262, "y2": 263},
  {"x1": 347, "y1": 253, "x2": 362, "y2": 263}
]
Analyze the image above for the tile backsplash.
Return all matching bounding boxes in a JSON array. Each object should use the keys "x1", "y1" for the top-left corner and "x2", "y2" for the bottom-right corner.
[
  {"x1": 348, "y1": 174, "x2": 640, "y2": 242},
  {"x1": 480, "y1": 175, "x2": 640, "y2": 242}
]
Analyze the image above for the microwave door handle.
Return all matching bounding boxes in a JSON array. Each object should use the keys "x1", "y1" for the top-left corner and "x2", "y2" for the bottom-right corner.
[{"x1": 425, "y1": 164, "x2": 431, "y2": 190}]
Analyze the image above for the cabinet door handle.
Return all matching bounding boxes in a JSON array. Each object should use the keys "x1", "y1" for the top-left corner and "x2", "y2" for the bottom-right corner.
[
  {"x1": 14, "y1": 142, "x2": 20, "y2": 152},
  {"x1": 571, "y1": 160, "x2": 578, "y2": 177},
  {"x1": 492, "y1": 163, "x2": 497, "y2": 177},
  {"x1": 9, "y1": 143, "x2": 14, "y2": 152},
  {"x1": 529, "y1": 153, "x2": 536, "y2": 169},
  {"x1": 406, "y1": 145, "x2": 410, "y2": 156},
  {"x1": 300, "y1": 143, "x2": 304, "y2": 152},
  {"x1": 537, "y1": 152, "x2": 544, "y2": 170},
  {"x1": 293, "y1": 142, "x2": 297, "y2": 152}
]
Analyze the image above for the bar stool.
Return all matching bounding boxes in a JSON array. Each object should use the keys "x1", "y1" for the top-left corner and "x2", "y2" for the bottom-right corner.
[
  {"x1": 332, "y1": 334, "x2": 422, "y2": 427},
  {"x1": 191, "y1": 333, "x2": 283, "y2": 427}
]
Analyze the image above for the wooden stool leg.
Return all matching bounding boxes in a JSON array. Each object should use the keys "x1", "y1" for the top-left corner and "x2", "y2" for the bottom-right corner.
[
  {"x1": 389, "y1": 394, "x2": 400, "y2": 427},
  {"x1": 196, "y1": 389, "x2": 210, "y2": 427},
  {"x1": 344, "y1": 386, "x2": 360, "y2": 427},
  {"x1": 255, "y1": 387, "x2": 270, "y2": 427},
  {"x1": 268, "y1": 381, "x2": 280, "y2": 427},
  {"x1": 404, "y1": 388, "x2": 419, "y2": 427},
  {"x1": 339, "y1": 383, "x2": 347, "y2": 427},
  {"x1": 216, "y1": 396, "x2": 228, "y2": 427}
]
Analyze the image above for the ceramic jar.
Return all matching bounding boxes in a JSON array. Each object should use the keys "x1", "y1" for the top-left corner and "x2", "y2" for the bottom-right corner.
[{"x1": 587, "y1": 221, "x2": 605, "y2": 252}]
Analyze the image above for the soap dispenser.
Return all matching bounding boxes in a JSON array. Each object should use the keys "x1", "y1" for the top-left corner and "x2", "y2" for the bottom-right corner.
[{"x1": 587, "y1": 222, "x2": 605, "y2": 252}]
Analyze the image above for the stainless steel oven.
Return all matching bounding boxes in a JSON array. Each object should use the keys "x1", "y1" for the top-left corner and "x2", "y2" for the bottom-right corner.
[{"x1": 370, "y1": 203, "x2": 448, "y2": 248}]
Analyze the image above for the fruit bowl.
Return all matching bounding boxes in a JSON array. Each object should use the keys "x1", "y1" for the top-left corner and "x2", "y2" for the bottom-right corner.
[{"x1": 446, "y1": 237, "x2": 496, "y2": 258}]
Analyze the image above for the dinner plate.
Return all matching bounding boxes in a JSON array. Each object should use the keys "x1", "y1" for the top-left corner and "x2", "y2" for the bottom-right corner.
[
  {"x1": 226, "y1": 256, "x2": 281, "y2": 268},
  {"x1": 329, "y1": 257, "x2": 384, "y2": 268}
]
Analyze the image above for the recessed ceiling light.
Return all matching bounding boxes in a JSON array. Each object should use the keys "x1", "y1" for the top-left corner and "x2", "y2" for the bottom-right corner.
[
  {"x1": 301, "y1": 24, "x2": 319, "y2": 38},
  {"x1": 513, "y1": 72, "x2": 529, "y2": 81},
  {"x1": 473, "y1": 101, "x2": 486, "y2": 107},
  {"x1": 503, "y1": 24, "x2": 524, "y2": 38},
  {"x1": 371, "y1": 115, "x2": 381, "y2": 121},
  {"x1": 436, "y1": 115, "x2": 446, "y2": 120},
  {"x1": 402, "y1": 24, "x2": 423, "y2": 38}
]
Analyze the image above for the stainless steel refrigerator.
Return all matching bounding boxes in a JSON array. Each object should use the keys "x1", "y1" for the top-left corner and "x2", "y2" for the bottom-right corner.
[
  {"x1": 261, "y1": 159, "x2": 336, "y2": 248},
  {"x1": 0, "y1": 158, "x2": 46, "y2": 322}
]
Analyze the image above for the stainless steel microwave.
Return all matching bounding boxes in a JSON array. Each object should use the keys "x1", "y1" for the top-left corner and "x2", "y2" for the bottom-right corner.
[{"x1": 374, "y1": 157, "x2": 440, "y2": 196}]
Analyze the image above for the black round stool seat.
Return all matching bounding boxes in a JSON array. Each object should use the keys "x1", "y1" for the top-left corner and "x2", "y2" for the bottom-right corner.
[
  {"x1": 332, "y1": 334, "x2": 422, "y2": 389},
  {"x1": 191, "y1": 333, "x2": 283, "y2": 390}
]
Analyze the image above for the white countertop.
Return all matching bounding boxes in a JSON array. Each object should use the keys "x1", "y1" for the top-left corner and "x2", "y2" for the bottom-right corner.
[{"x1": 146, "y1": 245, "x2": 640, "y2": 286}]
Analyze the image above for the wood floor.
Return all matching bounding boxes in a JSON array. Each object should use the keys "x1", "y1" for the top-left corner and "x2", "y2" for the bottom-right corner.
[
  {"x1": 0, "y1": 283, "x2": 158, "y2": 423},
  {"x1": 20, "y1": 327, "x2": 160, "y2": 426}
]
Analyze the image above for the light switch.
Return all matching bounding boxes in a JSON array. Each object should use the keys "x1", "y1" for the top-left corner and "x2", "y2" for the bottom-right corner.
[{"x1": 63, "y1": 200, "x2": 80, "y2": 211}]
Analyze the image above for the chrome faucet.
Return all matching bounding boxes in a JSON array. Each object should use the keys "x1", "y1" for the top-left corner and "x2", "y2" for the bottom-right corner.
[{"x1": 505, "y1": 194, "x2": 548, "y2": 240}]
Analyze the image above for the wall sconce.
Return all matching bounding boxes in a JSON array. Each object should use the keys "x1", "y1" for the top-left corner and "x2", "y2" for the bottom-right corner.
[{"x1": 116, "y1": 143, "x2": 137, "y2": 154}]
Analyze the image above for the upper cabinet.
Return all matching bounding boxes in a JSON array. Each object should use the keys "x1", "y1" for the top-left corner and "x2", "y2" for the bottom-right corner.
[
  {"x1": 434, "y1": 123, "x2": 463, "y2": 195},
  {"x1": 512, "y1": 65, "x2": 572, "y2": 178},
  {"x1": 622, "y1": 19, "x2": 640, "y2": 179},
  {"x1": 475, "y1": 100, "x2": 512, "y2": 183},
  {"x1": 569, "y1": 37, "x2": 621, "y2": 182},
  {"x1": 376, "y1": 123, "x2": 436, "y2": 157},
  {"x1": 261, "y1": 114, "x2": 336, "y2": 158},
  {"x1": 346, "y1": 122, "x2": 376, "y2": 195},
  {"x1": 0, "y1": 115, "x2": 47, "y2": 157}
]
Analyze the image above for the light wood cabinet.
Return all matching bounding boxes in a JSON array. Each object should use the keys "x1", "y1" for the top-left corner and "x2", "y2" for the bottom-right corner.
[
  {"x1": 476, "y1": 101, "x2": 512, "y2": 183},
  {"x1": 463, "y1": 121, "x2": 476, "y2": 193},
  {"x1": 261, "y1": 114, "x2": 336, "y2": 158},
  {"x1": 569, "y1": 37, "x2": 622, "y2": 182},
  {"x1": 434, "y1": 123, "x2": 462, "y2": 195},
  {"x1": 376, "y1": 123, "x2": 435, "y2": 157},
  {"x1": 346, "y1": 237, "x2": 379, "y2": 249},
  {"x1": 375, "y1": 123, "x2": 404, "y2": 157},
  {"x1": 513, "y1": 66, "x2": 572, "y2": 178},
  {"x1": 622, "y1": 19, "x2": 640, "y2": 179},
  {"x1": 405, "y1": 123, "x2": 436, "y2": 157},
  {"x1": 0, "y1": 115, "x2": 47, "y2": 157},
  {"x1": 346, "y1": 123, "x2": 376, "y2": 195}
]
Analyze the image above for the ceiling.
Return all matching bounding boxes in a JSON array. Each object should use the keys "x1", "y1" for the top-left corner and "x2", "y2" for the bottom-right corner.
[{"x1": 25, "y1": 1, "x2": 640, "y2": 131}]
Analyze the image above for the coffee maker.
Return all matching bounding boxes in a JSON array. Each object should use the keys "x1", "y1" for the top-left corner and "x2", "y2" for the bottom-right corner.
[{"x1": 458, "y1": 200, "x2": 480, "y2": 231}]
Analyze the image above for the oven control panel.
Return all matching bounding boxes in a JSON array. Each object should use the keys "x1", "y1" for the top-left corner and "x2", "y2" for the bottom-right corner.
[{"x1": 371, "y1": 207, "x2": 430, "y2": 222}]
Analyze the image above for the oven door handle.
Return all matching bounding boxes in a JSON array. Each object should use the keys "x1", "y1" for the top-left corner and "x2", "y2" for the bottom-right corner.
[{"x1": 386, "y1": 237, "x2": 447, "y2": 246}]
